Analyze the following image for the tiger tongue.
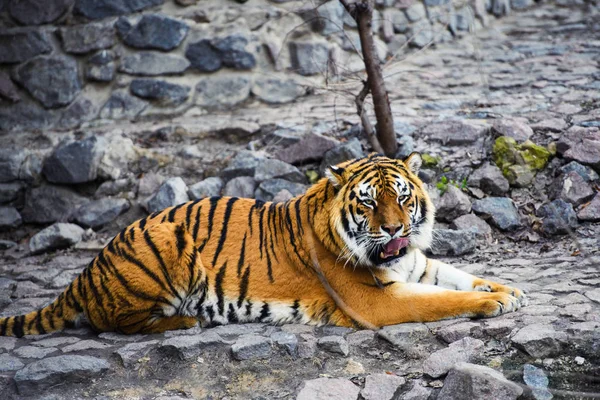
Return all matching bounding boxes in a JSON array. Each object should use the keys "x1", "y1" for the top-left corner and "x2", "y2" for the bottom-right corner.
[{"x1": 383, "y1": 238, "x2": 409, "y2": 257}]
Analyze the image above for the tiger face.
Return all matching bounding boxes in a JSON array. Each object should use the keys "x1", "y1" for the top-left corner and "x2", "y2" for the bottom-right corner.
[{"x1": 326, "y1": 153, "x2": 435, "y2": 268}]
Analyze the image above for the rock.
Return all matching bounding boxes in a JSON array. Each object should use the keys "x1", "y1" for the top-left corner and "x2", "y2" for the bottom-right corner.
[
  {"x1": 13, "y1": 56, "x2": 81, "y2": 109},
  {"x1": 409, "y1": 20, "x2": 434, "y2": 48},
  {"x1": 523, "y1": 364, "x2": 552, "y2": 400},
  {"x1": 160, "y1": 332, "x2": 226, "y2": 360},
  {"x1": 492, "y1": 137, "x2": 551, "y2": 187},
  {"x1": 430, "y1": 229, "x2": 478, "y2": 256},
  {"x1": 401, "y1": 381, "x2": 433, "y2": 400},
  {"x1": 8, "y1": 0, "x2": 72, "y2": 25},
  {"x1": 98, "y1": 136, "x2": 136, "y2": 181},
  {"x1": 0, "y1": 101, "x2": 57, "y2": 132},
  {"x1": 130, "y1": 79, "x2": 190, "y2": 107},
  {"x1": 196, "y1": 75, "x2": 251, "y2": 108},
  {"x1": 511, "y1": 324, "x2": 567, "y2": 358},
  {"x1": 406, "y1": 2, "x2": 427, "y2": 21},
  {"x1": 100, "y1": 90, "x2": 148, "y2": 119},
  {"x1": 421, "y1": 121, "x2": 486, "y2": 145},
  {"x1": 231, "y1": 335, "x2": 272, "y2": 360},
  {"x1": 0, "y1": 239, "x2": 17, "y2": 250},
  {"x1": 115, "y1": 340, "x2": 159, "y2": 367},
  {"x1": 58, "y1": 96, "x2": 100, "y2": 130},
  {"x1": 255, "y1": 179, "x2": 307, "y2": 202},
  {"x1": 0, "y1": 149, "x2": 26, "y2": 182},
  {"x1": 29, "y1": 223, "x2": 85, "y2": 254},
  {"x1": 117, "y1": 14, "x2": 188, "y2": 51},
  {"x1": 21, "y1": 185, "x2": 89, "y2": 224},
  {"x1": 223, "y1": 177, "x2": 257, "y2": 198},
  {"x1": 270, "y1": 331, "x2": 298, "y2": 355},
  {"x1": 0, "y1": 31, "x2": 51, "y2": 64},
  {"x1": 578, "y1": 193, "x2": 600, "y2": 222},
  {"x1": 32, "y1": 337, "x2": 80, "y2": 348},
  {"x1": 492, "y1": 119, "x2": 533, "y2": 142},
  {"x1": 59, "y1": 23, "x2": 116, "y2": 54},
  {"x1": 213, "y1": 35, "x2": 256, "y2": 70},
  {"x1": 436, "y1": 185, "x2": 472, "y2": 222},
  {"x1": 254, "y1": 159, "x2": 305, "y2": 183},
  {"x1": 512, "y1": 0, "x2": 534, "y2": 8},
  {"x1": 317, "y1": 336, "x2": 349, "y2": 356},
  {"x1": 276, "y1": 133, "x2": 339, "y2": 165},
  {"x1": 438, "y1": 363, "x2": 523, "y2": 400},
  {"x1": 188, "y1": 177, "x2": 223, "y2": 200},
  {"x1": 472, "y1": 197, "x2": 522, "y2": 231},
  {"x1": 361, "y1": 373, "x2": 406, "y2": 400},
  {"x1": 74, "y1": 0, "x2": 164, "y2": 19},
  {"x1": 0, "y1": 337, "x2": 17, "y2": 351},
  {"x1": 320, "y1": 138, "x2": 364, "y2": 175},
  {"x1": 450, "y1": 214, "x2": 492, "y2": 238},
  {"x1": 386, "y1": 9, "x2": 409, "y2": 33},
  {"x1": 120, "y1": 52, "x2": 190, "y2": 76},
  {"x1": 536, "y1": 199, "x2": 578, "y2": 235},
  {"x1": 147, "y1": 177, "x2": 189, "y2": 213},
  {"x1": 585, "y1": 288, "x2": 600, "y2": 303},
  {"x1": 396, "y1": 135, "x2": 415, "y2": 159},
  {"x1": 377, "y1": 323, "x2": 439, "y2": 358},
  {"x1": 0, "y1": 71, "x2": 20, "y2": 102},
  {"x1": 185, "y1": 39, "x2": 222, "y2": 72},
  {"x1": 72, "y1": 198, "x2": 130, "y2": 229},
  {"x1": 436, "y1": 322, "x2": 481, "y2": 343},
  {"x1": 531, "y1": 118, "x2": 568, "y2": 132},
  {"x1": 221, "y1": 151, "x2": 263, "y2": 180},
  {"x1": 289, "y1": 41, "x2": 329, "y2": 76},
  {"x1": 552, "y1": 171, "x2": 595, "y2": 207},
  {"x1": 272, "y1": 189, "x2": 293, "y2": 203},
  {"x1": 297, "y1": 378, "x2": 360, "y2": 400},
  {"x1": 62, "y1": 340, "x2": 112, "y2": 353},
  {"x1": 556, "y1": 126, "x2": 600, "y2": 169},
  {"x1": 14, "y1": 355, "x2": 110, "y2": 396},
  {"x1": 423, "y1": 337, "x2": 484, "y2": 378},
  {"x1": 0, "y1": 354, "x2": 24, "y2": 372},
  {"x1": 309, "y1": 0, "x2": 344, "y2": 35},
  {"x1": 0, "y1": 206, "x2": 22, "y2": 231},
  {"x1": 468, "y1": 164, "x2": 510, "y2": 195},
  {"x1": 86, "y1": 50, "x2": 116, "y2": 82},
  {"x1": 13, "y1": 346, "x2": 58, "y2": 359},
  {"x1": 561, "y1": 161, "x2": 599, "y2": 182},
  {"x1": 252, "y1": 77, "x2": 305, "y2": 104},
  {"x1": 43, "y1": 136, "x2": 106, "y2": 184}
]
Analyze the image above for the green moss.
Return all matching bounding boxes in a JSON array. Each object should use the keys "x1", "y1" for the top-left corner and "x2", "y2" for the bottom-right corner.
[
  {"x1": 520, "y1": 140, "x2": 551, "y2": 170},
  {"x1": 421, "y1": 154, "x2": 440, "y2": 168},
  {"x1": 305, "y1": 170, "x2": 320, "y2": 184},
  {"x1": 492, "y1": 136, "x2": 552, "y2": 186},
  {"x1": 492, "y1": 136, "x2": 518, "y2": 170}
]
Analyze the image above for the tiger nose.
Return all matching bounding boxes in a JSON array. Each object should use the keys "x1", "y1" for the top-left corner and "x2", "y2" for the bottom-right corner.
[{"x1": 382, "y1": 225, "x2": 401, "y2": 236}]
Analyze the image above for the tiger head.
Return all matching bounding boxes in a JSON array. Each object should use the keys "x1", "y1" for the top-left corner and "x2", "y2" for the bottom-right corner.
[{"x1": 325, "y1": 153, "x2": 435, "y2": 268}]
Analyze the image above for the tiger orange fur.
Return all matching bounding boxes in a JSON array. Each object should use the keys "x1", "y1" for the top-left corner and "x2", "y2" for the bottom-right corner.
[{"x1": 0, "y1": 153, "x2": 527, "y2": 337}]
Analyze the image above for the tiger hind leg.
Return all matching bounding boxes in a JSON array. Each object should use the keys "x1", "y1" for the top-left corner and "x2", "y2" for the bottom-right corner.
[{"x1": 141, "y1": 316, "x2": 198, "y2": 334}]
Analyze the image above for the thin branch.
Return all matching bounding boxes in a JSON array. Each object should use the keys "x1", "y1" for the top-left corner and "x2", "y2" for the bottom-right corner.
[{"x1": 355, "y1": 80, "x2": 385, "y2": 154}]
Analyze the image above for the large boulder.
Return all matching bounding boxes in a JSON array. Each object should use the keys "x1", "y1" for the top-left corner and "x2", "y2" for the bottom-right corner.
[
  {"x1": 438, "y1": 363, "x2": 523, "y2": 400},
  {"x1": 72, "y1": 198, "x2": 130, "y2": 229},
  {"x1": 29, "y1": 223, "x2": 85, "y2": 254},
  {"x1": 0, "y1": 31, "x2": 51, "y2": 64},
  {"x1": 147, "y1": 177, "x2": 189, "y2": 213},
  {"x1": 472, "y1": 197, "x2": 522, "y2": 231},
  {"x1": 43, "y1": 136, "x2": 106, "y2": 184},
  {"x1": 21, "y1": 185, "x2": 89, "y2": 224}
]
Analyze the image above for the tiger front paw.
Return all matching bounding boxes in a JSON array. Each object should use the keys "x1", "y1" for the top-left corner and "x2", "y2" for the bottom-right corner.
[
  {"x1": 474, "y1": 292, "x2": 522, "y2": 318},
  {"x1": 473, "y1": 279, "x2": 528, "y2": 308}
]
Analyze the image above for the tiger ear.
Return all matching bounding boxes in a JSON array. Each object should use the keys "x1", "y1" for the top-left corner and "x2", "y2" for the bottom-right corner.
[
  {"x1": 326, "y1": 165, "x2": 346, "y2": 187},
  {"x1": 404, "y1": 152, "x2": 422, "y2": 174}
]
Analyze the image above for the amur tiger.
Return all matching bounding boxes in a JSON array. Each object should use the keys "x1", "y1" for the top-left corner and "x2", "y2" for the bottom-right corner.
[{"x1": 0, "y1": 153, "x2": 527, "y2": 337}]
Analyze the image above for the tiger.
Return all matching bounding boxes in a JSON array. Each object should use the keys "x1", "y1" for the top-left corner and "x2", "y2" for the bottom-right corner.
[{"x1": 0, "y1": 153, "x2": 527, "y2": 337}]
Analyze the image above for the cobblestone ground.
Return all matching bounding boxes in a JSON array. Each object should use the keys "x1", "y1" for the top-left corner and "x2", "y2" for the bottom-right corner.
[{"x1": 1, "y1": 3, "x2": 600, "y2": 400}]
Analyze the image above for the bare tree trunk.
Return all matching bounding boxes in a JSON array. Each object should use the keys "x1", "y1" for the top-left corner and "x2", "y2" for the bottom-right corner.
[{"x1": 340, "y1": 0, "x2": 397, "y2": 157}]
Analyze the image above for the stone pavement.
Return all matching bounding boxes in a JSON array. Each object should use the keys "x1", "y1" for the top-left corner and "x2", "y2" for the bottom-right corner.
[{"x1": 1, "y1": 2, "x2": 600, "y2": 400}]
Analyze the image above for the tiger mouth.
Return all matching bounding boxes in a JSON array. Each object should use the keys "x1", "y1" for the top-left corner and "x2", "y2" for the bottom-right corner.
[{"x1": 372, "y1": 237, "x2": 410, "y2": 265}]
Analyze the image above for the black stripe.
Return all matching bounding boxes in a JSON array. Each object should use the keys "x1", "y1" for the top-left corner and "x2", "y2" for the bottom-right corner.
[
  {"x1": 186, "y1": 249, "x2": 198, "y2": 293},
  {"x1": 34, "y1": 309, "x2": 46, "y2": 334},
  {"x1": 238, "y1": 266, "x2": 250, "y2": 308},
  {"x1": 47, "y1": 308, "x2": 55, "y2": 330},
  {"x1": 227, "y1": 304, "x2": 239, "y2": 323},
  {"x1": 85, "y1": 267, "x2": 110, "y2": 326},
  {"x1": 13, "y1": 315, "x2": 25, "y2": 338},
  {"x1": 0, "y1": 317, "x2": 8, "y2": 335},
  {"x1": 294, "y1": 199, "x2": 304, "y2": 236},
  {"x1": 258, "y1": 303, "x2": 270, "y2": 322},
  {"x1": 138, "y1": 217, "x2": 148, "y2": 231},
  {"x1": 185, "y1": 201, "x2": 198, "y2": 229},
  {"x1": 143, "y1": 230, "x2": 182, "y2": 300},
  {"x1": 129, "y1": 227, "x2": 135, "y2": 242},
  {"x1": 206, "y1": 196, "x2": 220, "y2": 241},
  {"x1": 192, "y1": 205, "x2": 202, "y2": 241},
  {"x1": 175, "y1": 224, "x2": 187, "y2": 258},
  {"x1": 291, "y1": 300, "x2": 300, "y2": 320},
  {"x1": 237, "y1": 234, "x2": 246, "y2": 277},
  {"x1": 258, "y1": 206, "x2": 266, "y2": 259},
  {"x1": 211, "y1": 197, "x2": 238, "y2": 267},
  {"x1": 247, "y1": 204, "x2": 254, "y2": 236},
  {"x1": 104, "y1": 255, "x2": 171, "y2": 304},
  {"x1": 167, "y1": 202, "x2": 186, "y2": 222},
  {"x1": 121, "y1": 248, "x2": 171, "y2": 294},
  {"x1": 215, "y1": 262, "x2": 227, "y2": 315},
  {"x1": 245, "y1": 301, "x2": 252, "y2": 316},
  {"x1": 119, "y1": 228, "x2": 126, "y2": 243},
  {"x1": 206, "y1": 305, "x2": 215, "y2": 321}
]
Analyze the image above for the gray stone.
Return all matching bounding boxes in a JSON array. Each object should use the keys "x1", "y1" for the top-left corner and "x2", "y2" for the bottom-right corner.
[
  {"x1": 160, "y1": 332, "x2": 227, "y2": 360},
  {"x1": 523, "y1": 364, "x2": 552, "y2": 400},
  {"x1": 438, "y1": 363, "x2": 523, "y2": 400},
  {"x1": 115, "y1": 340, "x2": 159, "y2": 367},
  {"x1": 320, "y1": 138, "x2": 364, "y2": 175},
  {"x1": 423, "y1": 337, "x2": 484, "y2": 378},
  {"x1": 86, "y1": 50, "x2": 116, "y2": 82},
  {"x1": 33, "y1": 337, "x2": 81, "y2": 348},
  {"x1": 130, "y1": 79, "x2": 190, "y2": 107},
  {"x1": 223, "y1": 177, "x2": 257, "y2": 198},
  {"x1": 450, "y1": 214, "x2": 492, "y2": 238},
  {"x1": 22, "y1": 185, "x2": 88, "y2": 224},
  {"x1": 231, "y1": 335, "x2": 272, "y2": 361},
  {"x1": 552, "y1": 171, "x2": 595, "y2": 207},
  {"x1": 361, "y1": 373, "x2": 406, "y2": 400},
  {"x1": 60, "y1": 23, "x2": 116, "y2": 54},
  {"x1": 0, "y1": 101, "x2": 57, "y2": 132},
  {"x1": 276, "y1": 133, "x2": 339, "y2": 165},
  {"x1": 0, "y1": 31, "x2": 51, "y2": 64},
  {"x1": 385, "y1": 9, "x2": 409, "y2": 34},
  {"x1": 436, "y1": 185, "x2": 472, "y2": 222},
  {"x1": 29, "y1": 223, "x2": 85, "y2": 254},
  {"x1": 317, "y1": 336, "x2": 349, "y2": 356},
  {"x1": 401, "y1": 381, "x2": 433, "y2": 400},
  {"x1": 272, "y1": 189, "x2": 293, "y2": 203},
  {"x1": 297, "y1": 378, "x2": 360, "y2": 400},
  {"x1": 13, "y1": 56, "x2": 81, "y2": 109},
  {"x1": 492, "y1": 119, "x2": 533, "y2": 142},
  {"x1": 0, "y1": 354, "x2": 24, "y2": 372},
  {"x1": 221, "y1": 151, "x2": 262, "y2": 180},
  {"x1": 0, "y1": 149, "x2": 26, "y2": 183},
  {"x1": 186, "y1": 39, "x2": 221, "y2": 72},
  {"x1": 346, "y1": 330, "x2": 375, "y2": 346},
  {"x1": 289, "y1": 41, "x2": 329, "y2": 76},
  {"x1": 120, "y1": 52, "x2": 190, "y2": 76},
  {"x1": 9, "y1": 0, "x2": 72, "y2": 25},
  {"x1": 196, "y1": 75, "x2": 251, "y2": 108},
  {"x1": 585, "y1": 288, "x2": 600, "y2": 303},
  {"x1": 511, "y1": 324, "x2": 567, "y2": 358},
  {"x1": 62, "y1": 340, "x2": 112, "y2": 353},
  {"x1": 117, "y1": 14, "x2": 188, "y2": 51},
  {"x1": 147, "y1": 177, "x2": 189, "y2": 213},
  {"x1": 58, "y1": 96, "x2": 100, "y2": 129},
  {"x1": 252, "y1": 77, "x2": 305, "y2": 104},
  {"x1": 468, "y1": 164, "x2": 510, "y2": 196},
  {"x1": 254, "y1": 159, "x2": 305, "y2": 183},
  {"x1": 75, "y1": 0, "x2": 164, "y2": 19},
  {"x1": 270, "y1": 331, "x2": 298, "y2": 355},
  {"x1": 311, "y1": 0, "x2": 344, "y2": 35},
  {"x1": 472, "y1": 197, "x2": 522, "y2": 231},
  {"x1": 409, "y1": 20, "x2": 434, "y2": 48},
  {"x1": 213, "y1": 35, "x2": 256, "y2": 70},
  {"x1": 406, "y1": 3, "x2": 426, "y2": 21},
  {"x1": 211, "y1": 323, "x2": 265, "y2": 338},
  {"x1": 430, "y1": 229, "x2": 478, "y2": 256},
  {"x1": 14, "y1": 355, "x2": 110, "y2": 396},
  {"x1": 43, "y1": 136, "x2": 106, "y2": 184},
  {"x1": 255, "y1": 179, "x2": 308, "y2": 202},
  {"x1": 72, "y1": 198, "x2": 130, "y2": 229},
  {"x1": 0, "y1": 206, "x2": 22, "y2": 231},
  {"x1": 13, "y1": 346, "x2": 57, "y2": 359},
  {"x1": 378, "y1": 323, "x2": 440, "y2": 358},
  {"x1": 0, "y1": 71, "x2": 20, "y2": 102},
  {"x1": 0, "y1": 337, "x2": 17, "y2": 351},
  {"x1": 0, "y1": 240, "x2": 16, "y2": 249},
  {"x1": 396, "y1": 135, "x2": 415, "y2": 159},
  {"x1": 561, "y1": 161, "x2": 599, "y2": 182},
  {"x1": 491, "y1": 0, "x2": 511, "y2": 17},
  {"x1": 100, "y1": 90, "x2": 148, "y2": 119},
  {"x1": 556, "y1": 126, "x2": 600, "y2": 169},
  {"x1": 188, "y1": 177, "x2": 223, "y2": 200},
  {"x1": 484, "y1": 319, "x2": 517, "y2": 338},
  {"x1": 536, "y1": 199, "x2": 578, "y2": 235},
  {"x1": 421, "y1": 121, "x2": 486, "y2": 145},
  {"x1": 512, "y1": 0, "x2": 534, "y2": 9},
  {"x1": 436, "y1": 322, "x2": 481, "y2": 343},
  {"x1": 578, "y1": 193, "x2": 600, "y2": 222}
]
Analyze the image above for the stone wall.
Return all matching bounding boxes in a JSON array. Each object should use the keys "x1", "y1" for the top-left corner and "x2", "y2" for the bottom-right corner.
[{"x1": 0, "y1": 0, "x2": 533, "y2": 133}]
